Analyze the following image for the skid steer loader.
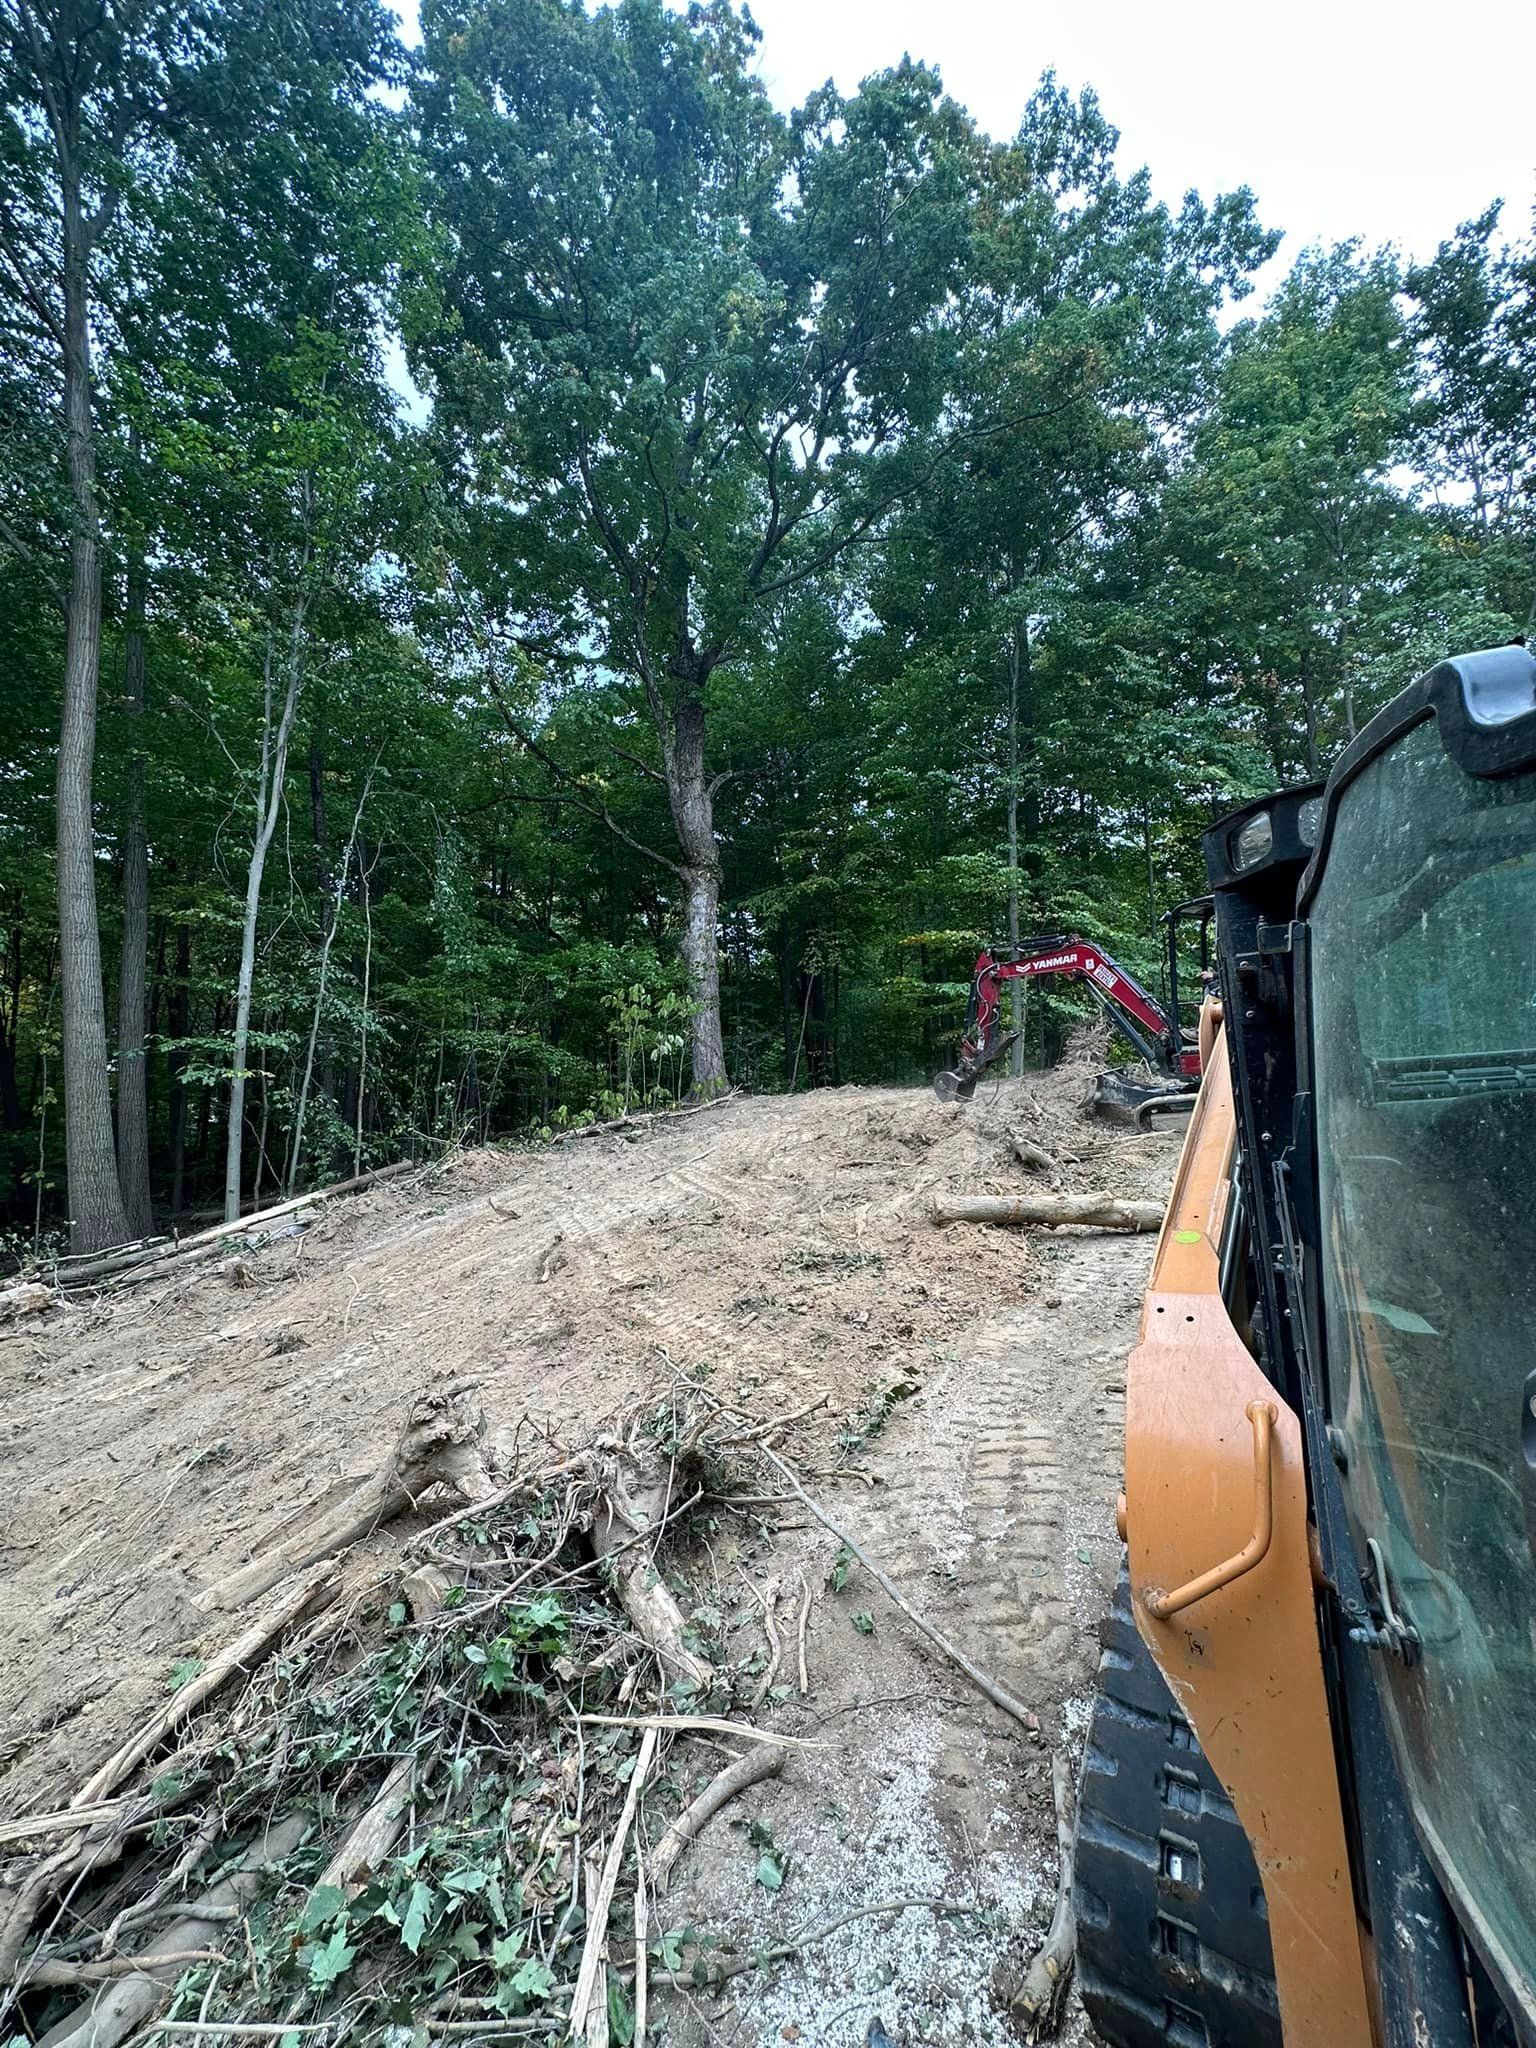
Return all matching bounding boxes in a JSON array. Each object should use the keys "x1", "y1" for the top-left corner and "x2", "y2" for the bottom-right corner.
[{"x1": 1074, "y1": 642, "x2": 1536, "y2": 2047}]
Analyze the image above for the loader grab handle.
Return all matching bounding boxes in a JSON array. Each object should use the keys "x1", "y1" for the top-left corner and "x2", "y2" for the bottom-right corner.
[{"x1": 1143, "y1": 1401, "x2": 1278, "y2": 1619}]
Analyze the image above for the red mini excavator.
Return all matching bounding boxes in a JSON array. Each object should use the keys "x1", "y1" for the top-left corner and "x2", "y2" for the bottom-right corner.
[{"x1": 933, "y1": 900, "x2": 1211, "y2": 1122}]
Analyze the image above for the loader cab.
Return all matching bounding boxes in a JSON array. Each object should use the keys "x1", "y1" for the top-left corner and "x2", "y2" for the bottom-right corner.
[{"x1": 1208, "y1": 644, "x2": 1536, "y2": 2045}]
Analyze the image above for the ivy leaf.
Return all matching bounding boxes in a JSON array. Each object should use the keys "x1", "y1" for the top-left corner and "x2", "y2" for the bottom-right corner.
[
  {"x1": 851, "y1": 1610, "x2": 875, "y2": 1636},
  {"x1": 400, "y1": 1879, "x2": 435, "y2": 1955},
  {"x1": 507, "y1": 1957, "x2": 555, "y2": 2001},
  {"x1": 608, "y1": 1975, "x2": 636, "y2": 2046},
  {"x1": 307, "y1": 1921, "x2": 355, "y2": 1989},
  {"x1": 298, "y1": 1884, "x2": 347, "y2": 1935},
  {"x1": 754, "y1": 1850, "x2": 786, "y2": 1892},
  {"x1": 491, "y1": 1931, "x2": 524, "y2": 1971}
]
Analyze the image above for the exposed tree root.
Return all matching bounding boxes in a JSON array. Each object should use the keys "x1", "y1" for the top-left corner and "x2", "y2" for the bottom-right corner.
[
  {"x1": 590, "y1": 1438, "x2": 712, "y2": 1694},
  {"x1": 651, "y1": 1744, "x2": 786, "y2": 1889},
  {"x1": 999, "y1": 1750, "x2": 1078, "y2": 2039},
  {"x1": 194, "y1": 1376, "x2": 493, "y2": 1612},
  {"x1": 31, "y1": 1816, "x2": 309, "y2": 2048}
]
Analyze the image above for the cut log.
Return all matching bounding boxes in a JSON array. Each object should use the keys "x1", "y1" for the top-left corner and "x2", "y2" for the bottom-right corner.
[
  {"x1": 931, "y1": 1193, "x2": 1163, "y2": 1233},
  {"x1": 194, "y1": 1377, "x2": 493, "y2": 1613},
  {"x1": 1007, "y1": 1135, "x2": 1058, "y2": 1173},
  {"x1": 30, "y1": 1814, "x2": 308, "y2": 2048}
]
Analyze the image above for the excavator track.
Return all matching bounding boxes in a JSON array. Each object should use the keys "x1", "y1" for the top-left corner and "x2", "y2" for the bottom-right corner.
[{"x1": 1074, "y1": 1564, "x2": 1282, "y2": 2048}]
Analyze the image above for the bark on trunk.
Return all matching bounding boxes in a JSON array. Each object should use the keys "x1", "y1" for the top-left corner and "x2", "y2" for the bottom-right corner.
[
  {"x1": 224, "y1": 597, "x2": 306, "y2": 1222},
  {"x1": 663, "y1": 701, "x2": 727, "y2": 1096},
  {"x1": 1007, "y1": 619, "x2": 1024, "y2": 1077},
  {"x1": 167, "y1": 924, "x2": 190, "y2": 1214},
  {"x1": 55, "y1": 161, "x2": 128, "y2": 1255},
  {"x1": 115, "y1": 536, "x2": 153, "y2": 1236}
]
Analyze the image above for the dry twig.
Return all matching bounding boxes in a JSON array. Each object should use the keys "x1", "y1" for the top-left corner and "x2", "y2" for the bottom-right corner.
[
  {"x1": 568, "y1": 1726, "x2": 658, "y2": 2038},
  {"x1": 751, "y1": 1445, "x2": 1040, "y2": 1735}
]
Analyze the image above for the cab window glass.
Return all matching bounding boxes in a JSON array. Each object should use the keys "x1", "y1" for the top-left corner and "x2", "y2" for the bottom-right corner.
[{"x1": 1311, "y1": 715, "x2": 1536, "y2": 2006}]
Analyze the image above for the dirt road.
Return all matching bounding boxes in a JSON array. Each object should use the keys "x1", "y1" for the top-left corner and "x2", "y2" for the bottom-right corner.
[{"x1": 0, "y1": 1075, "x2": 1178, "y2": 2044}]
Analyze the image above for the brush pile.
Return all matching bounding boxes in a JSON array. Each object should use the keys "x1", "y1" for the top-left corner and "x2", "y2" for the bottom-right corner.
[{"x1": 0, "y1": 1375, "x2": 828, "y2": 2048}]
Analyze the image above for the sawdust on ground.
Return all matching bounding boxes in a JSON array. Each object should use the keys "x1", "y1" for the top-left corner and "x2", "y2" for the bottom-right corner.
[{"x1": 0, "y1": 1068, "x2": 1180, "y2": 2045}]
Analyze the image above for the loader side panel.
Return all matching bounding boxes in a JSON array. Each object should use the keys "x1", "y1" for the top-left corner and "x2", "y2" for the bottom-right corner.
[{"x1": 1123, "y1": 1041, "x2": 1373, "y2": 2047}]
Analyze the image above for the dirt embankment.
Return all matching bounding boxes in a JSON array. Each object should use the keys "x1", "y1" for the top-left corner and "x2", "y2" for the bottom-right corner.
[{"x1": 0, "y1": 1073, "x2": 1179, "y2": 2046}]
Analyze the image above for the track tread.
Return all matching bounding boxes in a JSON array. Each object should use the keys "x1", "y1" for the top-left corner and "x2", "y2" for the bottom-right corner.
[{"x1": 1074, "y1": 1565, "x2": 1283, "y2": 2048}]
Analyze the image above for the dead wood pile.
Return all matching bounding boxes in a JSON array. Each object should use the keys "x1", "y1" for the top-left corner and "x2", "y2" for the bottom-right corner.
[
  {"x1": 0, "y1": 1378, "x2": 856, "y2": 2046},
  {"x1": 1, "y1": 1355, "x2": 1084, "y2": 2047}
]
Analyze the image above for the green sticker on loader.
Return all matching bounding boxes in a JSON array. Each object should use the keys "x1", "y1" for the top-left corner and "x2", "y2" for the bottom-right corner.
[{"x1": 1173, "y1": 1229, "x2": 1203, "y2": 1244}]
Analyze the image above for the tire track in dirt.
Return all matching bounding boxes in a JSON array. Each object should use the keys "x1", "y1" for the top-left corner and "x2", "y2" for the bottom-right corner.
[{"x1": 849, "y1": 1229, "x2": 1147, "y2": 1736}]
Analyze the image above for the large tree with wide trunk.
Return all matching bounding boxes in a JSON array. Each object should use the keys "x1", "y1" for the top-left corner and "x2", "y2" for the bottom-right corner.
[{"x1": 413, "y1": 0, "x2": 1008, "y2": 1092}]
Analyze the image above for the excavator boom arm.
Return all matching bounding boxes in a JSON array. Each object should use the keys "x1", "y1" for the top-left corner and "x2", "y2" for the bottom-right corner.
[{"x1": 965, "y1": 939, "x2": 1195, "y2": 1077}]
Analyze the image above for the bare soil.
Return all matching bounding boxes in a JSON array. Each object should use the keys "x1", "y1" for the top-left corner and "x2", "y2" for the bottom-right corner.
[{"x1": 0, "y1": 1071, "x2": 1180, "y2": 2045}]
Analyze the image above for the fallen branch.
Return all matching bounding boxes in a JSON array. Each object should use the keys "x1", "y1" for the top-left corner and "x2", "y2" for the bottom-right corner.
[
  {"x1": 794, "y1": 1571, "x2": 812, "y2": 1696},
  {"x1": 576, "y1": 1715, "x2": 820, "y2": 1750},
  {"x1": 25, "y1": 1948, "x2": 223, "y2": 1989},
  {"x1": 74, "y1": 1565, "x2": 339, "y2": 1807},
  {"x1": 651, "y1": 1745, "x2": 786, "y2": 1889},
  {"x1": 681, "y1": 1896, "x2": 979, "y2": 1990},
  {"x1": 1003, "y1": 1751, "x2": 1078, "y2": 2039},
  {"x1": 29, "y1": 1814, "x2": 309, "y2": 2048},
  {"x1": 745, "y1": 1575, "x2": 783, "y2": 1708},
  {"x1": 53, "y1": 1161, "x2": 416, "y2": 1292},
  {"x1": 195, "y1": 1377, "x2": 493, "y2": 1613},
  {"x1": 752, "y1": 1445, "x2": 1040, "y2": 1735},
  {"x1": 314, "y1": 1755, "x2": 416, "y2": 1898},
  {"x1": 0, "y1": 1801, "x2": 136, "y2": 1850},
  {"x1": 1007, "y1": 1135, "x2": 1059, "y2": 1173},
  {"x1": 633, "y1": 1869, "x2": 648, "y2": 2048},
  {"x1": 931, "y1": 1192, "x2": 1163, "y2": 1233},
  {"x1": 568, "y1": 1726, "x2": 658, "y2": 2038},
  {"x1": 546, "y1": 1094, "x2": 737, "y2": 1145}
]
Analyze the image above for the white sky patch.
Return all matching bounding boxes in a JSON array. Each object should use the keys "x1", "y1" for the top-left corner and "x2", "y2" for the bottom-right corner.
[{"x1": 392, "y1": 0, "x2": 1533, "y2": 312}]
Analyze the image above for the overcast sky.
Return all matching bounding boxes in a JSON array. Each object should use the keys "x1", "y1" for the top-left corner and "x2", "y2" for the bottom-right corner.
[
  {"x1": 396, "y1": 0, "x2": 1536, "y2": 301},
  {"x1": 745, "y1": 0, "x2": 1536, "y2": 294}
]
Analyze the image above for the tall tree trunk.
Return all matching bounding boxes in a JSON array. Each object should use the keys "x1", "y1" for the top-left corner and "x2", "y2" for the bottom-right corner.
[
  {"x1": 168, "y1": 923, "x2": 191, "y2": 1215},
  {"x1": 354, "y1": 837, "x2": 376, "y2": 1176},
  {"x1": 1, "y1": 906, "x2": 22, "y2": 1135},
  {"x1": 1006, "y1": 619, "x2": 1024, "y2": 1078},
  {"x1": 661, "y1": 701, "x2": 726, "y2": 1096},
  {"x1": 115, "y1": 529, "x2": 153, "y2": 1235},
  {"x1": 224, "y1": 598, "x2": 307, "y2": 1222},
  {"x1": 287, "y1": 763, "x2": 374, "y2": 1194},
  {"x1": 55, "y1": 159, "x2": 129, "y2": 1254}
]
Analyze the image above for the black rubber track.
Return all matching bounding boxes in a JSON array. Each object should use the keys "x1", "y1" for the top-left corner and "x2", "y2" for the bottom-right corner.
[{"x1": 1074, "y1": 1564, "x2": 1283, "y2": 2048}]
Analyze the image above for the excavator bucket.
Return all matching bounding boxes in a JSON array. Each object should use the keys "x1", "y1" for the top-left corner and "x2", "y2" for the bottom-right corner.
[
  {"x1": 1092, "y1": 1070, "x2": 1197, "y2": 1128},
  {"x1": 932, "y1": 1066, "x2": 978, "y2": 1103}
]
